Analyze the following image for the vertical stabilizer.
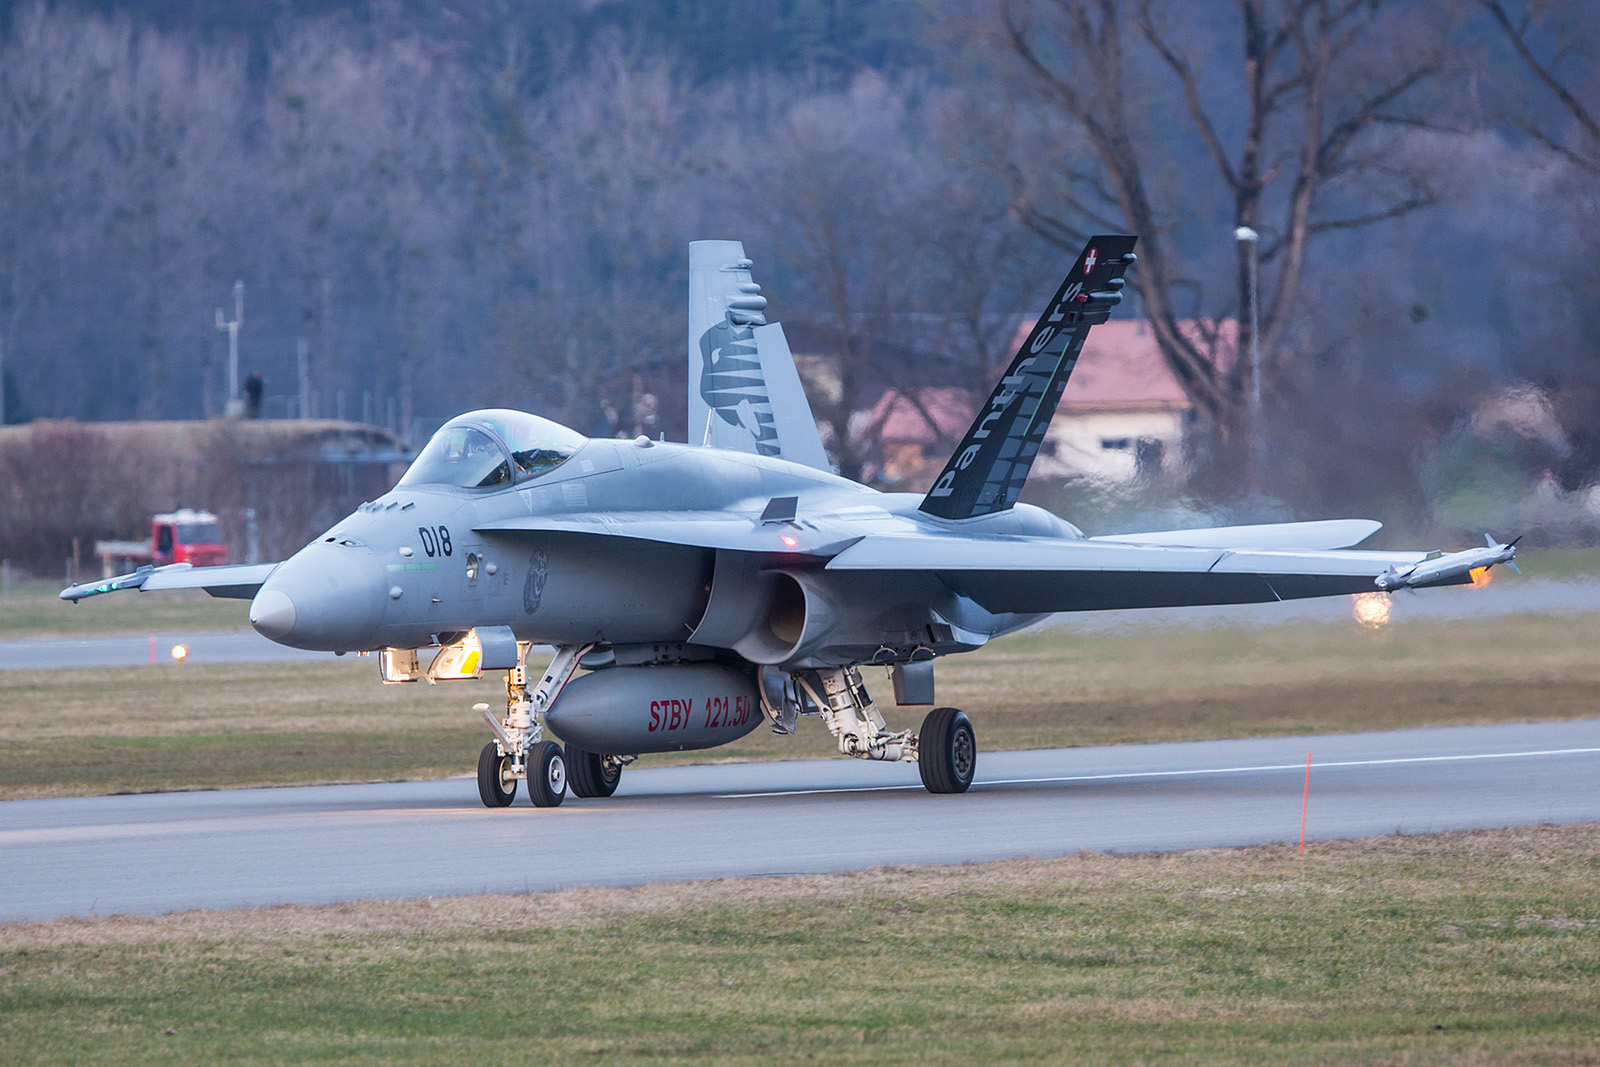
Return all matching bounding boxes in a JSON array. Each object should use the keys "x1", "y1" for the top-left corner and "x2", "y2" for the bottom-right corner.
[
  {"x1": 689, "y1": 241, "x2": 829, "y2": 471},
  {"x1": 919, "y1": 235, "x2": 1139, "y2": 520}
]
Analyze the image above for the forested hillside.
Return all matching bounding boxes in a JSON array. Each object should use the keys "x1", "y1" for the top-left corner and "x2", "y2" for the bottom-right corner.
[{"x1": 1, "y1": 0, "x2": 1596, "y2": 528}]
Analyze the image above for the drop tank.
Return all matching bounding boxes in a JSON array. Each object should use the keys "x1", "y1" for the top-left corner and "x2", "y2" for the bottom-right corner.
[{"x1": 545, "y1": 663, "x2": 763, "y2": 754}]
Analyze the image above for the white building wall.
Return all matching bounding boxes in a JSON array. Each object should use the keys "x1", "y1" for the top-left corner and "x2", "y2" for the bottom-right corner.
[{"x1": 1037, "y1": 408, "x2": 1186, "y2": 483}]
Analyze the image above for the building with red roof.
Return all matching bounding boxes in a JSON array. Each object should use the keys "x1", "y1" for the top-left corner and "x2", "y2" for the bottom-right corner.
[{"x1": 863, "y1": 318, "x2": 1229, "y2": 490}]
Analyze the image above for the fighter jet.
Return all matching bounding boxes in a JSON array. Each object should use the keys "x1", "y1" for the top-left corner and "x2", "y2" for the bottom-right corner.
[{"x1": 62, "y1": 235, "x2": 1518, "y2": 807}]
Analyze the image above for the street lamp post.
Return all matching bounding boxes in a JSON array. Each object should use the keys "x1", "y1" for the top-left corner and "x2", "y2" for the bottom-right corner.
[
  {"x1": 1234, "y1": 226, "x2": 1261, "y2": 495},
  {"x1": 215, "y1": 280, "x2": 243, "y2": 415}
]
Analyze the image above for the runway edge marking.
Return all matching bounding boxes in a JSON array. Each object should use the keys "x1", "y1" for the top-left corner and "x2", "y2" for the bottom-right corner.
[{"x1": 714, "y1": 746, "x2": 1600, "y2": 799}]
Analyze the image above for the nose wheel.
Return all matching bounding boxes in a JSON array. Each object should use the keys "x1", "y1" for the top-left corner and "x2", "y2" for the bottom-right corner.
[
  {"x1": 476, "y1": 740, "x2": 567, "y2": 807},
  {"x1": 477, "y1": 742, "x2": 517, "y2": 807},
  {"x1": 526, "y1": 740, "x2": 566, "y2": 807}
]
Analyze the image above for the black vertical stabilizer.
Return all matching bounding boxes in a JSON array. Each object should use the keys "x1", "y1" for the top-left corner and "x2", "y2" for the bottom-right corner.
[{"x1": 919, "y1": 235, "x2": 1138, "y2": 520}]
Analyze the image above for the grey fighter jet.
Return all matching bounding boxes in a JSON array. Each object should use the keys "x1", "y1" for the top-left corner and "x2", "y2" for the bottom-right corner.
[{"x1": 63, "y1": 236, "x2": 1518, "y2": 807}]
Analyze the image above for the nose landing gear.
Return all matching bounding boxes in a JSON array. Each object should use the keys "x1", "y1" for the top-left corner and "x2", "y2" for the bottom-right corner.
[
  {"x1": 473, "y1": 642, "x2": 592, "y2": 808},
  {"x1": 525, "y1": 739, "x2": 567, "y2": 807},
  {"x1": 477, "y1": 741, "x2": 517, "y2": 807}
]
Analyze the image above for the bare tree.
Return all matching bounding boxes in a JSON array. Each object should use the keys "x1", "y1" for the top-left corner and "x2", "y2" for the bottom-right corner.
[
  {"x1": 483, "y1": 43, "x2": 727, "y2": 437},
  {"x1": 96, "y1": 21, "x2": 248, "y2": 419},
  {"x1": 974, "y1": 0, "x2": 1464, "y2": 485},
  {"x1": 749, "y1": 73, "x2": 950, "y2": 480},
  {"x1": 1479, "y1": 0, "x2": 1600, "y2": 489},
  {"x1": 264, "y1": 28, "x2": 475, "y2": 439},
  {"x1": 1479, "y1": 0, "x2": 1600, "y2": 176},
  {"x1": 0, "y1": 422, "x2": 147, "y2": 570},
  {"x1": 0, "y1": 7, "x2": 124, "y2": 420}
]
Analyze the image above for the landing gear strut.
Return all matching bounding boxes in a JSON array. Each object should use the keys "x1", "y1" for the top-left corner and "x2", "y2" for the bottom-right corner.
[
  {"x1": 789, "y1": 666, "x2": 976, "y2": 794},
  {"x1": 796, "y1": 666, "x2": 918, "y2": 763},
  {"x1": 473, "y1": 642, "x2": 592, "y2": 809}
]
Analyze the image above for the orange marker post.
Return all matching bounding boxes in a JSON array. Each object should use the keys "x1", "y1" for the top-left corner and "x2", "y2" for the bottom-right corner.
[{"x1": 1299, "y1": 752, "x2": 1312, "y2": 853}]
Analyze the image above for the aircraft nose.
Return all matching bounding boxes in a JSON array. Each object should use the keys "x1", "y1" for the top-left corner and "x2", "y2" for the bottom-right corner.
[
  {"x1": 249, "y1": 589, "x2": 296, "y2": 641},
  {"x1": 249, "y1": 542, "x2": 387, "y2": 651}
]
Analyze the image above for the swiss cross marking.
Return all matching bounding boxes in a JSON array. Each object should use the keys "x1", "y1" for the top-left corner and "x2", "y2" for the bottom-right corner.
[{"x1": 1084, "y1": 247, "x2": 1098, "y2": 274}]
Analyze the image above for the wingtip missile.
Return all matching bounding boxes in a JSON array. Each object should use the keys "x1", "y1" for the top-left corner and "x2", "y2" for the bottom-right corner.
[
  {"x1": 1373, "y1": 539, "x2": 1519, "y2": 592},
  {"x1": 58, "y1": 562, "x2": 188, "y2": 602}
]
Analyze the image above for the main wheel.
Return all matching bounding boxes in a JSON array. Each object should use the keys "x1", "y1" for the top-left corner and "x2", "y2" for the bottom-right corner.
[
  {"x1": 477, "y1": 742, "x2": 516, "y2": 807},
  {"x1": 918, "y1": 707, "x2": 976, "y2": 794},
  {"x1": 567, "y1": 745, "x2": 622, "y2": 798},
  {"x1": 526, "y1": 740, "x2": 567, "y2": 807}
]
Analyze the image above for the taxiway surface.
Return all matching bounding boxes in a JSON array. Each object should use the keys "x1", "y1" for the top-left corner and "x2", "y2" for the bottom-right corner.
[{"x1": 3, "y1": 719, "x2": 1596, "y2": 922}]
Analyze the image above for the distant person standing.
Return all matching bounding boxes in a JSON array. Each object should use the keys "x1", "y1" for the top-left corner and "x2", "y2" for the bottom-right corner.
[{"x1": 244, "y1": 372, "x2": 264, "y2": 418}]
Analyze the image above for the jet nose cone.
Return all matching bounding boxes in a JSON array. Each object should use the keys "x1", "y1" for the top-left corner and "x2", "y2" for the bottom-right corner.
[
  {"x1": 250, "y1": 589, "x2": 297, "y2": 641},
  {"x1": 250, "y1": 542, "x2": 387, "y2": 651}
]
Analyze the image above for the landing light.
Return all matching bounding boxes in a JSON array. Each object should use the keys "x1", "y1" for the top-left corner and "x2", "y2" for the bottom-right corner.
[
  {"x1": 170, "y1": 644, "x2": 189, "y2": 663},
  {"x1": 1351, "y1": 592, "x2": 1391, "y2": 630},
  {"x1": 780, "y1": 535, "x2": 798, "y2": 548}
]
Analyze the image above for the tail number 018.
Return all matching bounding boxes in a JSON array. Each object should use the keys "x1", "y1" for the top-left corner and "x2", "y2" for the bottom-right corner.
[{"x1": 418, "y1": 526, "x2": 452, "y2": 557}]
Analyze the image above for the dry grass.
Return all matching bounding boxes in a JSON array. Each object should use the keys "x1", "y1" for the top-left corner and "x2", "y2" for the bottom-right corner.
[
  {"x1": 3, "y1": 611, "x2": 1599, "y2": 799},
  {"x1": 2, "y1": 824, "x2": 1598, "y2": 1064},
  {"x1": 0, "y1": 659, "x2": 501, "y2": 797},
  {"x1": 0, "y1": 585, "x2": 250, "y2": 638}
]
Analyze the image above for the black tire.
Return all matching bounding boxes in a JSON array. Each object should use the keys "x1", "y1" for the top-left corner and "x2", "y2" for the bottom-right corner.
[
  {"x1": 918, "y1": 707, "x2": 976, "y2": 794},
  {"x1": 567, "y1": 745, "x2": 622, "y2": 798},
  {"x1": 526, "y1": 740, "x2": 567, "y2": 807},
  {"x1": 477, "y1": 742, "x2": 516, "y2": 807}
]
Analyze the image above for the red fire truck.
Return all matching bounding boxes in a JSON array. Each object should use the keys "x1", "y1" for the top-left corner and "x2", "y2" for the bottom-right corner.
[{"x1": 93, "y1": 509, "x2": 230, "y2": 577}]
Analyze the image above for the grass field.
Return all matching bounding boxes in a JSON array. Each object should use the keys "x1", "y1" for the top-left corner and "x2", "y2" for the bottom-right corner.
[
  {"x1": 2, "y1": 823, "x2": 1597, "y2": 1064},
  {"x1": 2, "y1": 609, "x2": 1598, "y2": 799},
  {"x1": 0, "y1": 582, "x2": 248, "y2": 638},
  {"x1": 3, "y1": 545, "x2": 1597, "y2": 639}
]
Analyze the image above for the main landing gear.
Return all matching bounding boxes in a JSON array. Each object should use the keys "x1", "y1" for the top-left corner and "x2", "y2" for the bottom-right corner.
[
  {"x1": 917, "y1": 706, "x2": 976, "y2": 794},
  {"x1": 788, "y1": 667, "x2": 976, "y2": 794},
  {"x1": 566, "y1": 746, "x2": 624, "y2": 798},
  {"x1": 474, "y1": 642, "x2": 602, "y2": 808}
]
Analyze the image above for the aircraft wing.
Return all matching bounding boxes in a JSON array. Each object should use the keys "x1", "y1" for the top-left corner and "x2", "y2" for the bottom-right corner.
[
  {"x1": 1089, "y1": 519, "x2": 1382, "y2": 551},
  {"x1": 61, "y1": 562, "x2": 280, "y2": 602},
  {"x1": 475, "y1": 512, "x2": 863, "y2": 556},
  {"x1": 825, "y1": 533, "x2": 1499, "y2": 614}
]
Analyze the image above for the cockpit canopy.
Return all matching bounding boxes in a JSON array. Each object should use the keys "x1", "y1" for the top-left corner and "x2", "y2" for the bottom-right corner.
[{"x1": 399, "y1": 410, "x2": 586, "y2": 489}]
